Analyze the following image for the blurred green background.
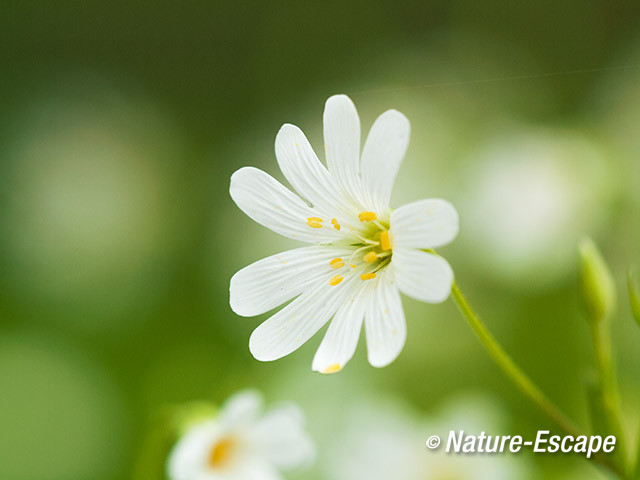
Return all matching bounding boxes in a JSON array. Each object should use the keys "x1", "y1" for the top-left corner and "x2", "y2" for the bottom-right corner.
[{"x1": 1, "y1": 1, "x2": 640, "y2": 479}]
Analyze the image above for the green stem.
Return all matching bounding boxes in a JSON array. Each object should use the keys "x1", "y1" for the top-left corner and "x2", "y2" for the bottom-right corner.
[
  {"x1": 451, "y1": 281, "x2": 625, "y2": 478},
  {"x1": 451, "y1": 282, "x2": 579, "y2": 435},
  {"x1": 590, "y1": 319, "x2": 629, "y2": 473}
]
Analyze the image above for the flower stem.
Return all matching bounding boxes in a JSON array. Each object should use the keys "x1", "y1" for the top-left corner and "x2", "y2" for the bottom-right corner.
[
  {"x1": 451, "y1": 282, "x2": 579, "y2": 435},
  {"x1": 450, "y1": 281, "x2": 625, "y2": 477},
  {"x1": 590, "y1": 318, "x2": 629, "y2": 473}
]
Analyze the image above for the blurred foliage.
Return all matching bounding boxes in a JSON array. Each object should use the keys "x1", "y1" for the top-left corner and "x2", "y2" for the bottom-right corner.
[{"x1": 1, "y1": 1, "x2": 640, "y2": 479}]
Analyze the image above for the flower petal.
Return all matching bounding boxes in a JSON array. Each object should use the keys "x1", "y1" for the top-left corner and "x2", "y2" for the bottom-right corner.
[
  {"x1": 312, "y1": 287, "x2": 367, "y2": 374},
  {"x1": 231, "y1": 462, "x2": 284, "y2": 480},
  {"x1": 360, "y1": 110, "x2": 410, "y2": 214},
  {"x1": 249, "y1": 276, "x2": 358, "y2": 362},
  {"x1": 275, "y1": 123, "x2": 354, "y2": 220},
  {"x1": 250, "y1": 404, "x2": 315, "y2": 471},
  {"x1": 364, "y1": 275, "x2": 406, "y2": 368},
  {"x1": 323, "y1": 94, "x2": 365, "y2": 205},
  {"x1": 390, "y1": 199, "x2": 459, "y2": 249},
  {"x1": 166, "y1": 420, "x2": 221, "y2": 480},
  {"x1": 230, "y1": 167, "x2": 341, "y2": 244},
  {"x1": 230, "y1": 246, "x2": 353, "y2": 317},
  {"x1": 219, "y1": 389, "x2": 264, "y2": 429},
  {"x1": 392, "y1": 248, "x2": 453, "y2": 303}
]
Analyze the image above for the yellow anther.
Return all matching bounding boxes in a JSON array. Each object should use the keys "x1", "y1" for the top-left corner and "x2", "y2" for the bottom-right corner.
[
  {"x1": 330, "y1": 257, "x2": 345, "y2": 269},
  {"x1": 358, "y1": 211, "x2": 378, "y2": 222},
  {"x1": 360, "y1": 273, "x2": 377, "y2": 281},
  {"x1": 363, "y1": 251, "x2": 378, "y2": 263},
  {"x1": 331, "y1": 218, "x2": 341, "y2": 230},
  {"x1": 306, "y1": 217, "x2": 323, "y2": 228},
  {"x1": 380, "y1": 230, "x2": 392, "y2": 251},
  {"x1": 322, "y1": 363, "x2": 342, "y2": 374},
  {"x1": 350, "y1": 264, "x2": 357, "y2": 269},
  {"x1": 329, "y1": 274, "x2": 344, "y2": 286}
]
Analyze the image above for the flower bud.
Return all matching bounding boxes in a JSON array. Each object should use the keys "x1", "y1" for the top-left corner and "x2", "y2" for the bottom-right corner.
[
  {"x1": 578, "y1": 238, "x2": 616, "y2": 323},
  {"x1": 628, "y1": 269, "x2": 640, "y2": 327}
]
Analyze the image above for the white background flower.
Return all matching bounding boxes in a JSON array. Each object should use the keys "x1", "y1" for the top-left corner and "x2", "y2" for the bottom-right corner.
[
  {"x1": 229, "y1": 95, "x2": 459, "y2": 373},
  {"x1": 458, "y1": 129, "x2": 615, "y2": 289},
  {"x1": 324, "y1": 395, "x2": 531, "y2": 480},
  {"x1": 167, "y1": 390, "x2": 314, "y2": 480}
]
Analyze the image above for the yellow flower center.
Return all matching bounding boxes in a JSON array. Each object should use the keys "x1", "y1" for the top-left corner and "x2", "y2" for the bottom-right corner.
[
  {"x1": 323, "y1": 211, "x2": 393, "y2": 286},
  {"x1": 207, "y1": 436, "x2": 236, "y2": 469}
]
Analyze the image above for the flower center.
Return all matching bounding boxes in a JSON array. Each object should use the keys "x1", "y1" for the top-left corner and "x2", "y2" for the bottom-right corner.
[
  {"x1": 327, "y1": 211, "x2": 393, "y2": 286},
  {"x1": 207, "y1": 436, "x2": 236, "y2": 469}
]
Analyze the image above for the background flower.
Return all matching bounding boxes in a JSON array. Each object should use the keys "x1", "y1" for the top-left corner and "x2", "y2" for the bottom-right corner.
[
  {"x1": 323, "y1": 394, "x2": 530, "y2": 480},
  {"x1": 167, "y1": 390, "x2": 314, "y2": 480}
]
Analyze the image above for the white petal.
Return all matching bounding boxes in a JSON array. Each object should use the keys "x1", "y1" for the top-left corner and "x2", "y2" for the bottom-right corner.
[
  {"x1": 392, "y1": 248, "x2": 454, "y2": 303},
  {"x1": 364, "y1": 275, "x2": 406, "y2": 368},
  {"x1": 250, "y1": 404, "x2": 315, "y2": 471},
  {"x1": 219, "y1": 390, "x2": 264, "y2": 429},
  {"x1": 229, "y1": 167, "x2": 341, "y2": 244},
  {"x1": 249, "y1": 275, "x2": 358, "y2": 362},
  {"x1": 275, "y1": 124, "x2": 353, "y2": 219},
  {"x1": 360, "y1": 110, "x2": 410, "y2": 214},
  {"x1": 166, "y1": 420, "x2": 221, "y2": 480},
  {"x1": 230, "y1": 461, "x2": 284, "y2": 480},
  {"x1": 390, "y1": 199, "x2": 459, "y2": 249},
  {"x1": 230, "y1": 246, "x2": 353, "y2": 317},
  {"x1": 311, "y1": 287, "x2": 367, "y2": 374},
  {"x1": 323, "y1": 95, "x2": 364, "y2": 204}
]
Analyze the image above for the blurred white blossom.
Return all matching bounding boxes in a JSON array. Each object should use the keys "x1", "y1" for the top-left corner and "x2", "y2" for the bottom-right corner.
[
  {"x1": 458, "y1": 129, "x2": 615, "y2": 289},
  {"x1": 325, "y1": 395, "x2": 529, "y2": 480},
  {"x1": 167, "y1": 390, "x2": 314, "y2": 480}
]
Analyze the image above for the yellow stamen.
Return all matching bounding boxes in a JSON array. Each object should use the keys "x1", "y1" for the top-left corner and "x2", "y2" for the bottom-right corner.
[
  {"x1": 360, "y1": 273, "x2": 376, "y2": 281},
  {"x1": 329, "y1": 274, "x2": 344, "y2": 286},
  {"x1": 330, "y1": 257, "x2": 345, "y2": 269},
  {"x1": 331, "y1": 218, "x2": 341, "y2": 230},
  {"x1": 306, "y1": 217, "x2": 323, "y2": 228},
  {"x1": 363, "y1": 251, "x2": 378, "y2": 263},
  {"x1": 322, "y1": 363, "x2": 342, "y2": 374},
  {"x1": 350, "y1": 264, "x2": 357, "y2": 268},
  {"x1": 208, "y1": 436, "x2": 235, "y2": 468},
  {"x1": 358, "y1": 211, "x2": 378, "y2": 222},
  {"x1": 380, "y1": 230, "x2": 392, "y2": 251}
]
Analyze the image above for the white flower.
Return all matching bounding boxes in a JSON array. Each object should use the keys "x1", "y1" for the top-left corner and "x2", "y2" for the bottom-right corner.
[
  {"x1": 229, "y1": 95, "x2": 459, "y2": 373},
  {"x1": 459, "y1": 129, "x2": 614, "y2": 289},
  {"x1": 324, "y1": 396, "x2": 531, "y2": 480},
  {"x1": 167, "y1": 390, "x2": 315, "y2": 480}
]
